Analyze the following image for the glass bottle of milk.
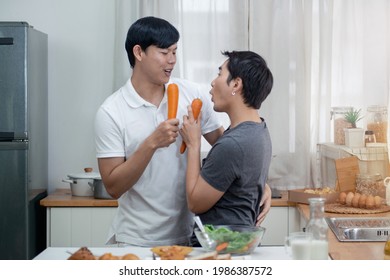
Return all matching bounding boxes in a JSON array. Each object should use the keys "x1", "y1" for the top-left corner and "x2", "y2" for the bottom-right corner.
[{"x1": 306, "y1": 198, "x2": 329, "y2": 259}]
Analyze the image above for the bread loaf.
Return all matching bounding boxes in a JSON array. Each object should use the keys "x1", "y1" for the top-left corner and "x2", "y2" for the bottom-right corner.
[{"x1": 68, "y1": 247, "x2": 95, "y2": 260}]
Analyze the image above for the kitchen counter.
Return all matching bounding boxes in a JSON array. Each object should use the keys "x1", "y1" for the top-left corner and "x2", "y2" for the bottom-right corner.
[
  {"x1": 297, "y1": 204, "x2": 389, "y2": 260},
  {"x1": 33, "y1": 246, "x2": 292, "y2": 260},
  {"x1": 40, "y1": 188, "x2": 293, "y2": 207},
  {"x1": 40, "y1": 188, "x2": 117, "y2": 207}
]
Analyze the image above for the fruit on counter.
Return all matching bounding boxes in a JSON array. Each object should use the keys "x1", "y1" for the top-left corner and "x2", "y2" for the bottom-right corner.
[{"x1": 339, "y1": 191, "x2": 383, "y2": 209}]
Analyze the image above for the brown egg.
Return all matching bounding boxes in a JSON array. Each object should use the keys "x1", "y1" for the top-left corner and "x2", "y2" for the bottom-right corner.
[
  {"x1": 366, "y1": 195, "x2": 375, "y2": 209},
  {"x1": 352, "y1": 193, "x2": 361, "y2": 208},
  {"x1": 358, "y1": 194, "x2": 367, "y2": 208},
  {"x1": 339, "y1": 192, "x2": 347, "y2": 205},
  {"x1": 346, "y1": 192, "x2": 355, "y2": 207},
  {"x1": 374, "y1": 196, "x2": 382, "y2": 208}
]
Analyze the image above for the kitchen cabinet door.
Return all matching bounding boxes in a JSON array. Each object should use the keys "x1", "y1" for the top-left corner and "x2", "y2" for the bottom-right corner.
[
  {"x1": 260, "y1": 206, "x2": 300, "y2": 246},
  {"x1": 47, "y1": 207, "x2": 117, "y2": 247}
]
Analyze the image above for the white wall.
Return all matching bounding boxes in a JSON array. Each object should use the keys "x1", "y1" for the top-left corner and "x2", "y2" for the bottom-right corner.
[{"x1": 0, "y1": 0, "x2": 116, "y2": 193}]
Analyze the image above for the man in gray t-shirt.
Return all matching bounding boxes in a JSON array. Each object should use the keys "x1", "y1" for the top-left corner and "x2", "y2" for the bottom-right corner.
[
  {"x1": 199, "y1": 120, "x2": 272, "y2": 226},
  {"x1": 180, "y1": 50, "x2": 273, "y2": 236}
]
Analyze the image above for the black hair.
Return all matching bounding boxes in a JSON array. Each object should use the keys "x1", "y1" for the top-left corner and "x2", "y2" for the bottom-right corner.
[
  {"x1": 125, "y1": 16, "x2": 180, "y2": 68},
  {"x1": 222, "y1": 51, "x2": 273, "y2": 109}
]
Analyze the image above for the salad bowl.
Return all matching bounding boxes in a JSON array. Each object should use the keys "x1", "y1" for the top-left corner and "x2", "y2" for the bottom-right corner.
[{"x1": 194, "y1": 225, "x2": 266, "y2": 255}]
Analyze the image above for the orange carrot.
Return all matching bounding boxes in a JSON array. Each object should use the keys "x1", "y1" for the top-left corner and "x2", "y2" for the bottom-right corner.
[
  {"x1": 215, "y1": 242, "x2": 229, "y2": 252},
  {"x1": 180, "y1": 98, "x2": 203, "y2": 154},
  {"x1": 167, "y1": 83, "x2": 179, "y2": 119}
]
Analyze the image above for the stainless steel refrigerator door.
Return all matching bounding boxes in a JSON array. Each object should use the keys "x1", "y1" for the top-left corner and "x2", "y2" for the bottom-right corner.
[
  {"x1": 0, "y1": 22, "x2": 48, "y2": 190},
  {"x1": 0, "y1": 142, "x2": 29, "y2": 259},
  {"x1": 0, "y1": 22, "x2": 29, "y2": 140}
]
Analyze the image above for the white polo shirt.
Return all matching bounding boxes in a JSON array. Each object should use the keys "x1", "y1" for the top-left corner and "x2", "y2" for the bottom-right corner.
[{"x1": 95, "y1": 78, "x2": 221, "y2": 246}]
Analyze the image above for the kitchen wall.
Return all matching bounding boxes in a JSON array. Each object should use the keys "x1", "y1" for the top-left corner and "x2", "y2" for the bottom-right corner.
[{"x1": 1, "y1": 0, "x2": 117, "y2": 193}]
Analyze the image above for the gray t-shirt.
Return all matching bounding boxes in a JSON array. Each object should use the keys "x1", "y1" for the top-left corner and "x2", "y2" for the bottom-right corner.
[{"x1": 199, "y1": 120, "x2": 272, "y2": 226}]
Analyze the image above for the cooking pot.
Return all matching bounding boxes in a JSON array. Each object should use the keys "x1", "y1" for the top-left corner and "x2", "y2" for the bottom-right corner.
[
  {"x1": 62, "y1": 168, "x2": 99, "y2": 197},
  {"x1": 88, "y1": 178, "x2": 113, "y2": 199}
]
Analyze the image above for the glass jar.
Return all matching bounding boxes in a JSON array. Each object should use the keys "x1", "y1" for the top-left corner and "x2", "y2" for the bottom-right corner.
[
  {"x1": 385, "y1": 177, "x2": 390, "y2": 206},
  {"x1": 364, "y1": 130, "x2": 376, "y2": 145},
  {"x1": 366, "y1": 105, "x2": 387, "y2": 143},
  {"x1": 385, "y1": 235, "x2": 390, "y2": 260},
  {"x1": 331, "y1": 106, "x2": 353, "y2": 145},
  {"x1": 356, "y1": 173, "x2": 385, "y2": 197},
  {"x1": 306, "y1": 197, "x2": 329, "y2": 260}
]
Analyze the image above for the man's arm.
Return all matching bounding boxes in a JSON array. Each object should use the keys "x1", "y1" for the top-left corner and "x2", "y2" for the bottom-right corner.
[
  {"x1": 203, "y1": 126, "x2": 224, "y2": 145},
  {"x1": 99, "y1": 118, "x2": 180, "y2": 199},
  {"x1": 256, "y1": 183, "x2": 272, "y2": 226}
]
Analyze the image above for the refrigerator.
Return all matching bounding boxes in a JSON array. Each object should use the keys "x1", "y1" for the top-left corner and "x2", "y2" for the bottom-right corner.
[{"x1": 0, "y1": 22, "x2": 48, "y2": 260}]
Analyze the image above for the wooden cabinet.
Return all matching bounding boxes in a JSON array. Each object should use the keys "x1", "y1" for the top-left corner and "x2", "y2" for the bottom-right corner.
[{"x1": 46, "y1": 207, "x2": 117, "y2": 247}]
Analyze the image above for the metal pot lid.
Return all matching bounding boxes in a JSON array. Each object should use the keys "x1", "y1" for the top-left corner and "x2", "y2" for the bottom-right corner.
[{"x1": 67, "y1": 171, "x2": 100, "y2": 179}]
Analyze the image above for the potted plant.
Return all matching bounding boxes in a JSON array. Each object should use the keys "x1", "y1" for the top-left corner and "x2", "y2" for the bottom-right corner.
[
  {"x1": 344, "y1": 108, "x2": 363, "y2": 128},
  {"x1": 343, "y1": 108, "x2": 365, "y2": 148}
]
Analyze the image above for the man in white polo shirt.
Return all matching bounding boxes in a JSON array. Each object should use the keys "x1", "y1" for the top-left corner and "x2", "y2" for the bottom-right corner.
[{"x1": 94, "y1": 16, "x2": 271, "y2": 247}]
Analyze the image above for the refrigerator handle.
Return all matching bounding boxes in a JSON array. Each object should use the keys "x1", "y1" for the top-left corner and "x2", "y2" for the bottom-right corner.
[
  {"x1": 0, "y1": 37, "x2": 14, "y2": 45},
  {"x1": 0, "y1": 131, "x2": 27, "y2": 141}
]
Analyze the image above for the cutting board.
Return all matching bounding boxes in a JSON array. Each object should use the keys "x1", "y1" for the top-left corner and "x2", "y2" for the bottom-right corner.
[{"x1": 335, "y1": 156, "x2": 360, "y2": 193}]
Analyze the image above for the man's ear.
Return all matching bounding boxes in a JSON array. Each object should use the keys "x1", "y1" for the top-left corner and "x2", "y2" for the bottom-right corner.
[
  {"x1": 233, "y1": 77, "x2": 243, "y2": 92},
  {"x1": 133, "y1": 45, "x2": 143, "y2": 63}
]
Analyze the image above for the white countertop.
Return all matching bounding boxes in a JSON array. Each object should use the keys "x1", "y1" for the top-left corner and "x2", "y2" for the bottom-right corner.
[{"x1": 34, "y1": 246, "x2": 291, "y2": 260}]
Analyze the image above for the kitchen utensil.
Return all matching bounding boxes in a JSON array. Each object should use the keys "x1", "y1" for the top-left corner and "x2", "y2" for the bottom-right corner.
[
  {"x1": 193, "y1": 216, "x2": 206, "y2": 232},
  {"x1": 62, "y1": 168, "x2": 99, "y2": 197},
  {"x1": 88, "y1": 178, "x2": 113, "y2": 199},
  {"x1": 193, "y1": 216, "x2": 216, "y2": 249}
]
